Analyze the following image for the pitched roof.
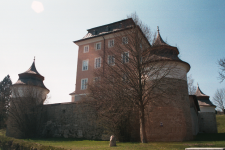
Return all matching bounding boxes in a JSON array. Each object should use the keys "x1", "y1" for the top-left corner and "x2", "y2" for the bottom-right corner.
[
  {"x1": 152, "y1": 27, "x2": 170, "y2": 46},
  {"x1": 198, "y1": 99, "x2": 216, "y2": 107}
]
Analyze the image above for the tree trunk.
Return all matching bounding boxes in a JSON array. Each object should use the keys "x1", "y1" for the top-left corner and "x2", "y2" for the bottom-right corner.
[{"x1": 139, "y1": 105, "x2": 147, "y2": 143}]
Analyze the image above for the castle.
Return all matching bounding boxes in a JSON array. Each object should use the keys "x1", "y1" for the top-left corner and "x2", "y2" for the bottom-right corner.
[{"x1": 7, "y1": 18, "x2": 217, "y2": 141}]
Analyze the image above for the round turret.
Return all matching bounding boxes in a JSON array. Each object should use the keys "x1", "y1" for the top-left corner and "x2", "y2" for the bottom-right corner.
[
  {"x1": 145, "y1": 27, "x2": 193, "y2": 141},
  {"x1": 11, "y1": 59, "x2": 49, "y2": 104}
]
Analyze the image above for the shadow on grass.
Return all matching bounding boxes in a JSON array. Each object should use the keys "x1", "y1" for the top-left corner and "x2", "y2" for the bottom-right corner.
[{"x1": 194, "y1": 133, "x2": 225, "y2": 141}]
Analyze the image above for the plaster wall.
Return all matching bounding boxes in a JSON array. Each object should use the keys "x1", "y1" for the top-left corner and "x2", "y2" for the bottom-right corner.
[
  {"x1": 190, "y1": 107, "x2": 199, "y2": 135},
  {"x1": 198, "y1": 112, "x2": 217, "y2": 133}
]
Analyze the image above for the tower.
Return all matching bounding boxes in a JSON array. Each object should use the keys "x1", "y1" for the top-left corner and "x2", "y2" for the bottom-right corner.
[
  {"x1": 145, "y1": 27, "x2": 193, "y2": 141},
  {"x1": 195, "y1": 84, "x2": 217, "y2": 133},
  {"x1": 70, "y1": 18, "x2": 134, "y2": 102},
  {"x1": 11, "y1": 58, "x2": 49, "y2": 104},
  {"x1": 6, "y1": 59, "x2": 49, "y2": 138}
]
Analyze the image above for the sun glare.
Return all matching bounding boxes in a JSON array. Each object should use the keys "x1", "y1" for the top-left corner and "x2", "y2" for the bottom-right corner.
[{"x1": 31, "y1": 1, "x2": 44, "y2": 13}]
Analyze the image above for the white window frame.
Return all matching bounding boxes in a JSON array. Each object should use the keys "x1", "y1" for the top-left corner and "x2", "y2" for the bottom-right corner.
[
  {"x1": 108, "y1": 55, "x2": 115, "y2": 65},
  {"x1": 81, "y1": 78, "x2": 88, "y2": 90},
  {"x1": 122, "y1": 37, "x2": 128, "y2": 44},
  {"x1": 95, "y1": 57, "x2": 101, "y2": 68},
  {"x1": 82, "y1": 60, "x2": 88, "y2": 71},
  {"x1": 122, "y1": 52, "x2": 129, "y2": 63},
  {"x1": 108, "y1": 39, "x2": 114, "y2": 48},
  {"x1": 83, "y1": 45, "x2": 89, "y2": 53},
  {"x1": 95, "y1": 42, "x2": 101, "y2": 50}
]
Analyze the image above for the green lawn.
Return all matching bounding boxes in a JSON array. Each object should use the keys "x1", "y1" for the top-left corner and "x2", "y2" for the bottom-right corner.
[{"x1": 1, "y1": 115, "x2": 225, "y2": 150}]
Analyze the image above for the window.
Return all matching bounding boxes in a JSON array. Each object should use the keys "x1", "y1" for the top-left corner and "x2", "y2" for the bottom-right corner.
[
  {"x1": 84, "y1": 45, "x2": 89, "y2": 53},
  {"x1": 96, "y1": 42, "x2": 101, "y2": 50},
  {"x1": 108, "y1": 55, "x2": 115, "y2": 65},
  {"x1": 122, "y1": 52, "x2": 129, "y2": 63},
  {"x1": 95, "y1": 57, "x2": 101, "y2": 68},
  {"x1": 122, "y1": 74, "x2": 128, "y2": 82},
  {"x1": 81, "y1": 78, "x2": 88, "y2": 90},
  {"x1": 82, "y1": 60, "x2": 88, "y2": 71},
  {"x1": 93, "y1": 77, "x2": 100, "y2": 82},
  {"x1": 122, "y1": 37, "x2": 128, "y2": 44},
  {"x1": 108, "y1": 39, "x2": 114, "y2": 48}
]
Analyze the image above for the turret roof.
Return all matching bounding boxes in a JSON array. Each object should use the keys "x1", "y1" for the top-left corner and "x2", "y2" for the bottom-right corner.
[
  {"x1": 194, "y1": 84, "x2": 215, "y2": 107},
  {"x1": 14, "y1": 59, "x2": 49, "y2": 91},
  {"x1": 22, "y1": 59, "x2": 43, "y2": 76},
  {"x1": 195, "y1": 84, "x2": 209, "y2": 98},
  {"x1": 152, "y1": 27, "x2": 170, "y2": 46}
]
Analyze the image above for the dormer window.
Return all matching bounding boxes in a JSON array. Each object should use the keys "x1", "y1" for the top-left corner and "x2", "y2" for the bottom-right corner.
[
  {"x1": 92, "y1": 30, "x2": 96, "y2": 35},
  {"x1": 119, "y1": 23, "x2": 122, "y2": 28}
]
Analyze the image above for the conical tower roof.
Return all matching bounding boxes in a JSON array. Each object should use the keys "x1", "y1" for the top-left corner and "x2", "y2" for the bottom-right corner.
[
  {"x1": 152, "y1": 26, "x2": 170, "y2": 46},
  {"x1": 22, "y1": 59, "x2": 43, "y2": 77},
  {"x1": 14, "y1": 58, "x2": 49, "y2": 91}
]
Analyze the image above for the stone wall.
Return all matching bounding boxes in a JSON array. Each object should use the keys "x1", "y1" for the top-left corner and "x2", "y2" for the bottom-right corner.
[
  {"x1": 41, "y1": 102, "x2": 103, "y2": 139},
  {"x1": 198, "y1": 112, "x2": 217, "y2": 133}
]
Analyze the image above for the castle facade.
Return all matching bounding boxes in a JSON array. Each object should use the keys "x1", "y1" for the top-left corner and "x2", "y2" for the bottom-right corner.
[{"x1": 7, "y1": 18, "x2": 217, "y2": 141}]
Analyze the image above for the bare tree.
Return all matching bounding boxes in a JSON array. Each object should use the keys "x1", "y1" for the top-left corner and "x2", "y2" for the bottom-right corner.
[
  {"x1": 7, "y1": 85, "x2": 48, "y2": 138},
  {"x1": 218, "y1": 58, "x2": 225, "y2": 82},
  {"x1": 88, "y1": 13, "x2": 179, "y2": 143},
  {"x1": 213, "y1": 88, "x2": 225, "y2": 113},
  {"x1": 187, "y1": 74, "x2": 197, "y2": 95}
]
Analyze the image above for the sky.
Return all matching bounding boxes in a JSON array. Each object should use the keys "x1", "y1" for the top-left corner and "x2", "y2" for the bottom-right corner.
[{"x1": 1, "y1": 0, "x2": 225, "y2": 104}]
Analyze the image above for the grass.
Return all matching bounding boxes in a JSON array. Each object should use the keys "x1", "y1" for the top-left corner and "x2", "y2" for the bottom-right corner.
[{"x1": 1, "y1": 115, "x2": 225, "y2": 150}]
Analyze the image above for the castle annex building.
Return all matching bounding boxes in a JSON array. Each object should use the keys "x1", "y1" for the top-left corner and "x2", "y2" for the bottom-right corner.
[{"x1": 7, "y1": 18, "x2": 217, "y2": 141}]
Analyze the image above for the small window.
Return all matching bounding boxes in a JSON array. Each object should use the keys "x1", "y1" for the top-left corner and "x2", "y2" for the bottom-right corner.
[
  {"x1": 122, "y1": 52, "x2": 129, "y2": 63},
  {"x1": 122, "y1": 74, "x2": 128, "y2": 82},
  {"x1": 95, "y1": 57, "x2": 101, "y2": 68},
  {"x1": 84, "y1": 45, "x2": 89, "y2": 53},
  {"x1": 81, "y1": 78, "x2": 88, "y2": 90},
  {"x1": 93, "y1": 77, "x2": 100, "y2": 82},
  {"x1": 108, "y1": 39, "x2": 114, "y2": 48},
  {"x1": 82, "y1": 60, "x2": 88, "y2": 71},
  {"x1": 122, "y1": 37, "x2": 128, "y2": 44},
  {"x1": 108, "y1": 55, "x2": 115, "y2": 65},
  {"x1": 96, "y1": 42, "x2": 101, "y2": 50}
]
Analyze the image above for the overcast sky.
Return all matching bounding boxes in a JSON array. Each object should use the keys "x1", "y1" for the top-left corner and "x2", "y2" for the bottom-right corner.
[{"x1": 1, "y1": 0, "x2": 225, "y2": 104}]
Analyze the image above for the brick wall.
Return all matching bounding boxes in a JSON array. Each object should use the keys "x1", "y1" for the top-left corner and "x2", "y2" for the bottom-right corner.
[{"x1": 145, "y1": 78, "x2": 193, "y2": 141}]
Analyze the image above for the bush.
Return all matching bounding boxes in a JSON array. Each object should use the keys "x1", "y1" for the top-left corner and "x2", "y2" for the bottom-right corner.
[{"x1": 0, "y1": 135, "x2": 65, "y2": 150}]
